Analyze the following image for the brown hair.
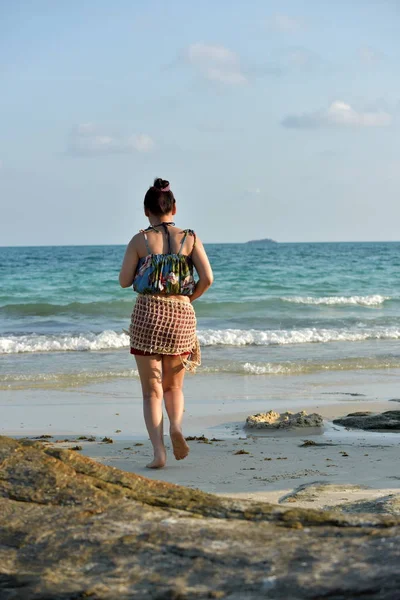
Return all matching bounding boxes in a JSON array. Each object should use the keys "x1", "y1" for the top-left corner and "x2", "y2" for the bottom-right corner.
[{"x1": 144, "y1": 178, "x2": 175, "y2": 216}]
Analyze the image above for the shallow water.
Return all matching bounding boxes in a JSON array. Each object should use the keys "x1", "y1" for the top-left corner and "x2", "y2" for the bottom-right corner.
[{"x1": 1, "y1": 241, "x2": 400, "y2": 390}]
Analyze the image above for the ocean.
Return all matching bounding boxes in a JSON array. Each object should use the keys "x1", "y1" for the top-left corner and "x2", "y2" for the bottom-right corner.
[{"x1": 1, "y1": 241, "x2": 400, "y2": 392}]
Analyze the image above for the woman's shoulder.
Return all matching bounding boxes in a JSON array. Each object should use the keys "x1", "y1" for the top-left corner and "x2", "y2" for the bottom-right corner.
[
  {"x1": 124, "y1": 231, "x2": 148, "y2": 255},
  {"x1": 129, "y1": 231, "x2": 146, "y2": 245}
]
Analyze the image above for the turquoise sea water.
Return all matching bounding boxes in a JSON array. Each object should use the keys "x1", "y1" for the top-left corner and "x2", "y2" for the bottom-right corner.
[{"x1": 1, "y1": 242, "x2": 400, "y2": 390}]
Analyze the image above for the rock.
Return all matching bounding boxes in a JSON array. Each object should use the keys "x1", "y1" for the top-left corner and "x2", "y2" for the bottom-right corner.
[
  {"x1": 333, "y1": 410, "x2": 400, "y2": 431},
  {"x1": 389, "y1": 398, "x2": 400, "y2": 403},
  {"x1": 1, "y1": 435, "x2": 400, "y2": 599},
  {"x1": 245, "y1": 410, "x2": 323, "y2": 429},
  {"x1": 332, "y1": 495, "x2": 400, "y2": 516},
  {"x1": 280, "y1": 482, "x2": 366, "y2": 504},
  {"x1": 186, "y1": 434, "x2": 210, "y2": 443},
  {"x1": 281, "y1": 483, "x2": 400, "y2": 516},
  {"x1": 299, "y1": 440, "x2": 337, "y2": 447},
  {"x1": 346, "y1": 411, "x2": 373, "y2": 417},
  {"x1": 322, "y1": 392, "x2": 366, "y2": 397}
]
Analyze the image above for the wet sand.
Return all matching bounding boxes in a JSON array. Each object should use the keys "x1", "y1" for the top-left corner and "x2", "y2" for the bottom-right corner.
[
  {"x1": 2, "y1": 368, "x2": 399, "y2": 511},
  {"x1": 6, "y1": 398, "x2": 399, "y2": 513}
]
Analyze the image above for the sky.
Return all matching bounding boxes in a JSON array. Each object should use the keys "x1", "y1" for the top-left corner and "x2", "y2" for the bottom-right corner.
[{"x1": 1, "y1": 0, "x2": 400, "y2": 245}]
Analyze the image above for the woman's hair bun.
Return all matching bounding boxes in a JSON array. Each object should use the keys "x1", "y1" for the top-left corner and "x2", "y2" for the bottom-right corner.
[
  {"x1": 145, "y1": 177, "x2": 175, "y2": 215},
  {"x1": 153, "y1": 178, "x2": 170, "y2": 190}
]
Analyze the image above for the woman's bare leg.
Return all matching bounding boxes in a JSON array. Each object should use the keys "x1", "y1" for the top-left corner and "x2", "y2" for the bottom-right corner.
[
  {"x1": 162, "y1": 355, "x2": 189, "y2": 460},
  {"x1": 135, "y1": 355, "x2": 166, "y2": 468}
]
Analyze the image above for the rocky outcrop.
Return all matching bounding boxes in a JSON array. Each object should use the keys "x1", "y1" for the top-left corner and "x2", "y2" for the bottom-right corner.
[
  {"x1": 333, "y1": 410, "x2": 400, "y2": 431},
  {"x1": 1, "y1": 435, "x2": 400, "y2": 599},
  {"x1": 246, "y1": 238, "x2": 277, "y2": 244},
  {"x1": 280, "y1": 482, "x2": 400, "y2": 516},
  {"x1": 332, "y1": 495, "x2": 400, "y2": 516},
  {"x1": 246, "y1": 410, "x2": 323, "y2": 429}
]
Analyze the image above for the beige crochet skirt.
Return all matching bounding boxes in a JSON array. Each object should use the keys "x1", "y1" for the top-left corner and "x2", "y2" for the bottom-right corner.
[{"x1": 129, "y1": 294, "x2": 201, "y2": 372}]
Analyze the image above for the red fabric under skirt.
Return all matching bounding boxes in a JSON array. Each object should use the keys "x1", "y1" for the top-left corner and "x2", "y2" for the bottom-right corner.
[{"x1": 130, "y1": 347, "x2": 190, "y2": 356}]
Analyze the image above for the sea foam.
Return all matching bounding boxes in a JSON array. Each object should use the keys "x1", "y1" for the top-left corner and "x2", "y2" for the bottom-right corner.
[
  {"x1": 280, "y1": 294, "x2": 390, "y2": 307},
  {"x1": 2, "y1": 325, "x2": 400, "y2": 354},
  {"x1": 0, "y1": 330, "x2": 129, "y2": 354},
  {"x1": 197, "y1": 326, "x2": 400, "y2": 346}
]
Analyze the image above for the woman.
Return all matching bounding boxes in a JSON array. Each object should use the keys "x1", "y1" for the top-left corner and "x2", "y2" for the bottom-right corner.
[{"x1": 119, "y1": 178, "x2": 213, "y2": 469}]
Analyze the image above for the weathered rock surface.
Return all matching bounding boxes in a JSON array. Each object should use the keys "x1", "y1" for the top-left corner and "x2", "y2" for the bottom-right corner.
[
  {"x1": 333, "y1": 410, "x2": 400, "y2": 431},
  {"x1": 332, "y1": 495, "x2": 400, "y2": 516},
  {"x1": 245, "y1": 410, "x2": 323, "y2": 429},
  {"x1": 1, "y1": 435, "x2": 400, "y2": 599},
  {"x1": 280, "y1": 482, "x2": 366, "y2": 504},
  {"x1": 280, "y1": 482, "x2": 400, "y2": 516}
]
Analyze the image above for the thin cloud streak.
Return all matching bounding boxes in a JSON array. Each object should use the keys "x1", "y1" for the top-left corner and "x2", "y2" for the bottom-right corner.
[
  {"x1": 67, "y1": 124, "x2": 155, "y2": 156},
  {"x1": 265, "y1": 14, "x2": 306, "y2": 33},
  {"x1": 186, "y1": 43, "x2": 247, "y2": 85},
  {"x1": 282, "y1": 101, "x2": 393, "y2": 129}
]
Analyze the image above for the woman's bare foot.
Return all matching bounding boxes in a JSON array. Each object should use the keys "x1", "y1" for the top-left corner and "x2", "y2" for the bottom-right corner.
[
  {"x1": 146, "y1": 449, "x2": 166, "y2": 469},
  {"x1": 170, "y1": 430, "x2": 189, "y2": 460}
]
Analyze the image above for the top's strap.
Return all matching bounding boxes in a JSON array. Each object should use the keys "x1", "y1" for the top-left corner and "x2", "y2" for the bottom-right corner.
[
  {"x1": 179, "y1": 229, "x2": 196, "y2": 255},
  {"x1": 140, "y1": 230, "x2": 151, "y2": 254},
  {"x1": 191, "y1": 230, "x2": 197, "y2": 251},
  {"x1": 178, "y1": 231, "x2": 188, "y2": 255}
]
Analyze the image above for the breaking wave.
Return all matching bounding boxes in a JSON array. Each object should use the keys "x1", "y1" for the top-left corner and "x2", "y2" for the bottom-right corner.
[
  {"x1": 280, "y1": 294, "x2": 390, "y2": 307},
  {"x1": 2, "y1": 325, "x2": 400, "y2": 354}
]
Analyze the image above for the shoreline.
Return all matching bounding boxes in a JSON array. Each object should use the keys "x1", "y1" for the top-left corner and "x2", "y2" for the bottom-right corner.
[
  {"x1": 4, "y1": 397, "x2": 399, "y2": 513},
  {"x1": 2, "y1": 367, "x2": 400, "y2": 437},
  {"x1": 2, "y1": 365, "x2": 399, "y2": 513}
]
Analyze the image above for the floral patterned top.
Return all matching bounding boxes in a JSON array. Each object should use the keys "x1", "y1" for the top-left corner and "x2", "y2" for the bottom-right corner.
[{"x1": 132, "y1": 227, "x2": 196, "y2": 296}]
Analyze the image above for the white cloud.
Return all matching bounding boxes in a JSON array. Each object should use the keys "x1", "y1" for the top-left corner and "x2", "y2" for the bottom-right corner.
[
  {"x1": 68, "y1": 124, "x2": 155, "y2": 155},
  {"x1": 187, "y1": 43, "x2": 247, "y2": 85},
  {"x1": 266, "y1": 14, "x2": 305, "y2": 33},
  {"x1": 132, "y1": 133, "x2": 154, "y2": 153},
  {"x1": 358, "y1": 46, "x2": 382, "y2": 64},
  {"x1": 282, "y1": 101, "x2": 393, "y2": 129}
]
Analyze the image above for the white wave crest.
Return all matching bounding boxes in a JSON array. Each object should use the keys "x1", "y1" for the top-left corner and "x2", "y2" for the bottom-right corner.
[
  {"x1": 2, "y1": 325, "x2": 400, "y2": 354},
  {"x1": 204, "y1": 357, "x2": 400, "y2": 376},
  {"x1": 242, "y1": 362, "x2": 296, "y2": 375},
  {"x1": 0, "y1": 330, "x2": 129, "y2": 354},
  {"x1": 197, "y1": 326, "x2": 400, "y2": 346},
  {"x1": 280, "y1": 294, "x2": 390, "y2": 307},
  {"x1": 1, "y1": 369, "x2": 139, "y2": 383}
]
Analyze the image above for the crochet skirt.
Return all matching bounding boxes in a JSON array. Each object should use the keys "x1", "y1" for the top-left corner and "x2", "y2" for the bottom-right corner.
[{"x1": 129, "y1": 294, "x2": 201, "y2": 372}]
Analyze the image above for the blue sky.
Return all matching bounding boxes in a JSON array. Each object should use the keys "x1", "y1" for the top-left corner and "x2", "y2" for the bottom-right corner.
[{"x1": 1, "y1": 0, "x2": 400, "y2": 245}]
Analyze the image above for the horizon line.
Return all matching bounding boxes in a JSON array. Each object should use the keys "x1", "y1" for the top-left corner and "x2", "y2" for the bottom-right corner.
[{"x1": 1, "y1": 240, "x2": 399, "y2": 249}]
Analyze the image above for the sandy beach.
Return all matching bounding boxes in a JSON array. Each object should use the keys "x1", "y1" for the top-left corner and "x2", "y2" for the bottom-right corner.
[{"x1": 4, "y1": 368, "x2": 399, "y2": 513}]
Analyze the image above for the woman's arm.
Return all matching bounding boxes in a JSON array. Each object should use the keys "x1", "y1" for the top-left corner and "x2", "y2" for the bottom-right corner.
[
  {"x1": 190, "y1": 237, "x2": 213, "y2": 302},
  {"x1": 119, "y1": 237, "x2": 140, "y2": 288}
]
